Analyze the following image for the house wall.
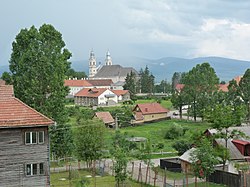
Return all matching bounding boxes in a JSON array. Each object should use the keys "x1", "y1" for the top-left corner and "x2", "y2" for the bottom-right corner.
[
  {"x1": 75, "y1": 96, "x2": 98, "y2": 106},
  {"x1": 69, "y1": 86, "x2": 84, "y2": 96},
  {"x1": 0, "y1": 126, "x2": 50, "y2": 187},
  {"x1": 98, "y1": 90, "x2": 118, "y2": 105},
  {"x1": 180, "y1": 161, "x2": 192, "y2": 174},
  {"x1": 143, "y1": 113, "x2": 168, "y2": 122}
]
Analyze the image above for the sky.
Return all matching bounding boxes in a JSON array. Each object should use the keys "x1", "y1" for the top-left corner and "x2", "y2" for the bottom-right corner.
[{"x1": 1, "y1": 0, "x2": 250, "y2": 66}]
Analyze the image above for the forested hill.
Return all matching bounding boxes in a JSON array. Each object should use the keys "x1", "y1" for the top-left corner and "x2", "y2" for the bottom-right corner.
[{"x1": 1, "y1": 56, "x2": 250, "y2": 82}]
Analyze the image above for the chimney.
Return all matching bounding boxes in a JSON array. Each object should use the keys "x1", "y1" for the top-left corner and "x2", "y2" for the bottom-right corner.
[{"x1": 145, "y1": 108, "x2": 148, "y2": 112}]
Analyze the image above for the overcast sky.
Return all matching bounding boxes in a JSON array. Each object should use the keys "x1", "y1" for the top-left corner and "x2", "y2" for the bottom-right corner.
[{"x1": 1, "y1": 0, "x2": 250, "y2": 66}]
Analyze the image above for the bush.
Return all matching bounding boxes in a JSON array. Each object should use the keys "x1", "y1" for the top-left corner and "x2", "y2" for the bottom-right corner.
[
  {"x1": 172, "y1": 140, "x2": 192, "y2": 155},
  {"x1": 164, "y1": 123, "x2": 184, "y2": 139}
]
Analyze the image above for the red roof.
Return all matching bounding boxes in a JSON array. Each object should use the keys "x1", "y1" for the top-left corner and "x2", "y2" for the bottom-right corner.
[
  {"x1": 75, "y1": 88, "x2": 108, "y2": 98},
  {"x1": 0, "y1": 84, "x2": 54, "y2": 128},
  {"x1": 175, "y1": 84, "x2": 185, "y2": 91},
  {"x1": 134, "y1": 103, "x2": 169, "y2": 115},
  {"x1": 87, "y1": 79, "x2": 113, "y2": 86},
  {"x1": 95, "y1": 112, "x2": 114, "y2": 124},
  {"x1": 232, "y1": 139, "x2": 250, "y2": 146},
  {"x1": 218, "y1": 83, "x2": 229, "y2": 92},
  {"x1": 234, "y1": 76, "x2": 242, "y2": 84},
  {"x1": 64, "y1": 79, "x2": 92, "y2": 87},
  {"x1": 112, "y1": 90, "x2": 129, "y2": 96}
]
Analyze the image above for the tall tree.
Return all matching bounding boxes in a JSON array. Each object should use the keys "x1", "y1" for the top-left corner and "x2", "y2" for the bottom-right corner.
[
  {"x1": 139, "y1": 66, "x2": 155, "y2": 93},
  {"x1": 123, "y1": 71, "x2": 137, "y2": 99},
  {"x1": 205, "y1": 103, "x2": 246, "y2": 170},
  {"x1": 191, "y1": 138, "x2": 219, "y2": 182},
  {"x1": 154, "y1": 79, "x2": 171, "y2": 94},
  {"x1": 183, "y1": 63, "x2": 219, "y2": 121},
  {"x1": 238, "y1": 69, "x2": 250, "y2": 123},
  {"x1": 1, "y1": 72, "x2": 13, "y2": 84},
  {"x1": 111, "y1": 131, "x2": 131, "y2": 187},
  {"x1": 50, "y1": 123, "x2": 74, "y2": 160},
  {"x1": 74, "y1": 119, "x2": 105, "y2": 171},
  {"x1": 9, "y1": 24, "x2": 71, "y2": 123}
]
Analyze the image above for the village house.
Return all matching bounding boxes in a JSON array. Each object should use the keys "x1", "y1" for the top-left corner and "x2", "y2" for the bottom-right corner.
[
  {"x1": 132, "y1": 103, "x2": 169, "y2": 124},
  {"x1": 74, "y1": 88, "x2": 118, "y2": 106},
  {"x1": 0, "y1": 81, "x2": 54, "y2": 187},
  {"x1": 112, "y1": 90, "x2": 130, "y2": 103},
  {"x1": 64, "y1": 79, "x2": 113, "y2": 98},
  {"x1": 64, "y1": 79, "x2": 93, "y2": 97},
  {"x1": 94, "y1": 111, "x2": 115, "y2": 127}
]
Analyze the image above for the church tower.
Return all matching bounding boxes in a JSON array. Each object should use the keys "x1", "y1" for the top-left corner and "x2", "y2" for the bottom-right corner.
[
  {"x1": 89, "y1": 49, "x2": 97, "y2": 78},
  {"x1": 105, "y1": 50, "x2": 112, "y2": 66}
]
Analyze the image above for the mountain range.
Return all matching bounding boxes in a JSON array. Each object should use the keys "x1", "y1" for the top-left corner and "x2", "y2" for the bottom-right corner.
[{"x1": 1, "y1": 56, "x2": 250, "y2": 82}]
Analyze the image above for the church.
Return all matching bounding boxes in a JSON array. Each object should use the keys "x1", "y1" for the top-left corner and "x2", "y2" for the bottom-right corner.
[{"x1": 88, "y1": 50, "x2": 138, "y2": 84}]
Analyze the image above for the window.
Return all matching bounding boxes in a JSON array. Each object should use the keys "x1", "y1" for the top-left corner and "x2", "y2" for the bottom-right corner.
[
  {"x1": 38, "y1": 131, "x2": 44, "y2": 144},
  {"x1": 39, "y1": 163, "x2": 44, "y2": 174},
  {"x1": 26, "y1": 163, "x2": 44, "y2": 176},
  {"x1": 25, "y1": 131, "x2": 44, "y2": 144}
]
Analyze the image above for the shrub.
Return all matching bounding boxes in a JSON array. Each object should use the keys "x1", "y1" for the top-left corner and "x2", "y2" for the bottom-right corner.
[
  {"x1": 172, "y1": 140, "x2": 192, "y2": 155},
  {"x1": 164, "y1": 123, "x2": 184, "y2": 139}
]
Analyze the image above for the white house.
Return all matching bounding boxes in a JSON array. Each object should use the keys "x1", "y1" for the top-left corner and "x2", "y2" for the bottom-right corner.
[{"x1": 74, "y1": 88, "x2": 118, "y2": 106}]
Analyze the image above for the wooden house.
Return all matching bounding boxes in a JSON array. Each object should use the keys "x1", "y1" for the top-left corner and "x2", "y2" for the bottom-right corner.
[
  {"x1": 94, "y1": 112, "x2": 115, "y2": 127},
  {"x1": 132, "y1": 103, "x2": 169, "y2": 124},
  {"x1": 0, "y1": 81, "x2": 54, "y2": 187}
]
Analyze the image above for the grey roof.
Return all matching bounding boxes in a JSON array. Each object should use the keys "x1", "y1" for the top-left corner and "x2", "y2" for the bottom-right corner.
[
  {"x1": 215, "y1": 139, "x2": 244, "y2": 160},
  {"x1": 111, "y1": 81, "x2": 125, "y2": 86},
  {"x1": 179, "y1": 147, "x2": 196, "y2": 163},
  {"x1": 94, "y1": 65, "x2": 138, "y2": 78}
]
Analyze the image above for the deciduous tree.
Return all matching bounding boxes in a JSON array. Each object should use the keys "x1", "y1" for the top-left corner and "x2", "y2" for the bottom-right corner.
[
  {"x1": 9, "y1": 24, "x2": 71, "y2": 123},
  {"x1": 183, "y1": 63, "x2": 219, "y2": 121}
]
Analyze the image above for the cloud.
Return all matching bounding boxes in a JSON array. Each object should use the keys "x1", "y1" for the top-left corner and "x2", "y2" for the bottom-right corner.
[{"x1": 192, "y1": 18, "x2": 250, "y2": 60}]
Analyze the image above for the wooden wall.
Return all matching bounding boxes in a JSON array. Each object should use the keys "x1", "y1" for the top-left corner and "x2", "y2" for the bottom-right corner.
[{"x1": 0, "y1": 126, "x2": 50, "y2": 187}]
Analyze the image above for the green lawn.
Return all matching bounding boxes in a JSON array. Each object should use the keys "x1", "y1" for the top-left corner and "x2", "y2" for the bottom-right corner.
[
  {"x1": 51, "y1": 170, "x2": 152, "y2": 187},
  {"x1": 115, "y1": 119, "x2": 212, "y2": 152}
]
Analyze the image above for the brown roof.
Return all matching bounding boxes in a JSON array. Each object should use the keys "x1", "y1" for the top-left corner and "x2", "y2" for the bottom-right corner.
[
  {"x1": 112, "y1": 90, "x2": 129, "y2": 96},
  {"x1": 87, "y1": 79, "x2": 113, "y2": 86},
  {"x1": 0, "y1": 84, "x2": 54, "y2": 128},
  {"x1": 64, "y1": 79, "x2": 92, "y2": 87},
  {"x1": 95, "y1": 112, "x2": 115, "y2": 124},
  {"x1": 75, "y1": 88, "x2": 108, "y2": 98},
  {"x1": 134, "y1": 103, "x2": 169, "y2": 115}
]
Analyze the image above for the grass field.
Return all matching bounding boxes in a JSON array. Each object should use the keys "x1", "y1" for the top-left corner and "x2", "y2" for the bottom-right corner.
[
  {"x1": 51, "y1": 170, "x2": 152, "y2": 187},
  {"x1": 104, "y1": 119, "x2": 212, "y2": 153}
]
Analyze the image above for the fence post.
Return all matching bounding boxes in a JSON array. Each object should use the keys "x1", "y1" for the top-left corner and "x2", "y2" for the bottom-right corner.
[
  {"x1": 138, "y1": 162, "x2": 142, "y2": 182},
  {"x1": 163, "y1": 167, "x2": 166, "y2": 187},
  {"x1": 131, "y1": 162, "x2": 134, "y2": 178},
  {"x1": 153, "y1": 169, "x2": 158, "y2": 187},
  {"x1": 145, "y1": 162, "x2": 149, "y2": 184}
]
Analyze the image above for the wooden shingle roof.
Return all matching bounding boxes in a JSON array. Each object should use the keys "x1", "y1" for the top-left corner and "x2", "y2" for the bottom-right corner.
[{"x1": 0, "y1": 84, "x2": 54, "y2": 128}]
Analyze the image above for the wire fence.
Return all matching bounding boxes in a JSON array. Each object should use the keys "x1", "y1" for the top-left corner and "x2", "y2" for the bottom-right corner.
[{"x1": 50, "y1": 159, "x2": 205, "y2": 187}]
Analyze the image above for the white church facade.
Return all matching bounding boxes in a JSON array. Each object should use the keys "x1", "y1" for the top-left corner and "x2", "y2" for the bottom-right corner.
[{"x1": 88, "y1": 50, "x2": 138, "y2": 84}]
